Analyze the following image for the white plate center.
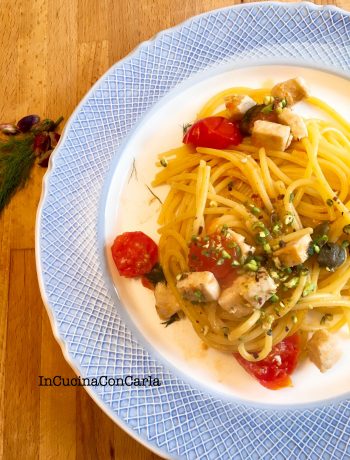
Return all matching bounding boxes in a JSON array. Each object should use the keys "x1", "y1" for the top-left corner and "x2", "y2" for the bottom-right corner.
[{"x1": 104, "y1": 64, "x2": 350, "y2": 406}]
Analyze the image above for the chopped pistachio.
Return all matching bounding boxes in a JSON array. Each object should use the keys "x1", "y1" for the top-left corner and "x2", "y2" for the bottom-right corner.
[
  {"x1": 249, "y1": 204, "x2": 261, "y2": 215},
  {"x1": 263, "y1": 95, "x2": 275, "y2": 105},
  {"x1": 270, "y1": 294, "x2": 279, "y2": 303},
  {"x1": 252, "y1": 221, "x2": 265, "y2": 230},
  {"x1": 221, "y1": 250, "x2": 231, "y2": 259},
  {"x1": 216, "y1": 258, "x2": 225, "y2": 266},
  {"x1": 263, "y1": 243, "x2": 272, "y2": 254},
  {"x1": 284, "y1": 213, "x2": 294, "y2": 225},
  {"x1": 244, "y1": 259, "x2": 259, "y2": 272},
  {"x1": 302, "y1": 282, "x2": 315, "y2": 297},
  {"x1": 272, "y1": 223, "x2": 281, "y2": 234},
  {"x1": 284, "y1": 277, "x2": 299, "y2": 289},
  {"x1": 298, "y1": 265, "x2": 309, "y2": 276},
  {"x1": 270, "y1": 270, "x2": 279, "y2": 280}
]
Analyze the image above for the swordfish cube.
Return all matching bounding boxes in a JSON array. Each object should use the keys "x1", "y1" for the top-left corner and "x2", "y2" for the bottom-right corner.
[{"x1": 176, "y1": 271, "x2": 220, "y2": 303}]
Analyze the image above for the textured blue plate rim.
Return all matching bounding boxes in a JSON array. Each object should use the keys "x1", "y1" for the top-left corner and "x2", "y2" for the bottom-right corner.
[
  {"x1": 35, "y1": 2, "x2": 350, "y2": 458},
  {"x1": 98, "y1": 57, "x2": 350, "y2": 411}
]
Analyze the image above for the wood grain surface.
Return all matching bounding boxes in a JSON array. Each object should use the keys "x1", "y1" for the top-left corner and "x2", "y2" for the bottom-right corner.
[{"x1": 0, "y1": 1, "x2": 348, "y2": 459}]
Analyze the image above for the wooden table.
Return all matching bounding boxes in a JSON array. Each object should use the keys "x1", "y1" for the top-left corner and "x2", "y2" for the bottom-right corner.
[{"x1": 0, "y1": 0, "x2": 348, "y2": 458}]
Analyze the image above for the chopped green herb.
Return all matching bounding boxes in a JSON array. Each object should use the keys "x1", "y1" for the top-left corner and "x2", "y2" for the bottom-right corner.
[
  {"x1": 315, "y1": 234, "x2": 328, "y2": 248},
  {"x1": 313, "y1": 222, "x2": 330, "y2": 239},
  {"x1": 216, "y1": 258, "x2": 225, "y2": 266},
  {"x1": 144, "y1": 263, "x2": 166, "y2": 285},
  {"x1": 221, "y1": 224, "x2": 228, "y2": 236},
  {"x1": 263, "y1": 243, "x2": 272, "y2": 254},
  {"x1": 298, "y1": 265, "x2": 309, "y2": 276},
  {"x1": 161, "y1": 313, "x2": 180, "y2": 327},
  {"x1": 259, "y1": 229, "x2": 270, "y2": 237},
  {"x1": 341, "y1": 240, "x2": 350, "y2": 249},
  {"x1": 221, "y1": 250, "x2": 231, "y2": 259},
  {"x1": 182, "y1": 122, "x2": 192, "y2": 135},
  {"x1": 343, "y1": 225, "x2": 350, "y2": 235},
  {"x1": 160, "y1": 158, "x2": 168, "y2": 167},
  {"x1": 193, "y1": 289, "x2": 204, "y2": 300},
  {"x1": 261, "y1": 103, "x2": 274, "y2": 114},
  {"x1": 231, "y1": 260, "x2": 240, "y2": 267},
  {"x1": 128, "y1": 158, "x2": 138, "y2": 183},
  {"x1": 326, "y1": 198, "x2": 334, "y2": 207},
  {"x1": 302, "y1": 282, "x2": 315, "y2": 297},
  {"x1": 291, "y1": 315, "x2": 298, "y2": 324},
  {"x1": 269, "y1": 294, "x2": 279, "y2": 303},
  {"x1": 146, "y1": 184, "x2": 163, "y2": 204},
  {"x1": 222, "y1": 327, "x2": 229, "y2": 337},
  {"x1": 289, "y1": 192, "x2": 295, "y2": 203},
  {"x1": 320, "y1": 313, "x2": 333, "y2": 325}
]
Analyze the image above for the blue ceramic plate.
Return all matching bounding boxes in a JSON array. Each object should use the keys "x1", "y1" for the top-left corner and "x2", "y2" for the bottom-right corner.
[{"x1": 36, "y1": 3, "x2": 350, "y2": 459}]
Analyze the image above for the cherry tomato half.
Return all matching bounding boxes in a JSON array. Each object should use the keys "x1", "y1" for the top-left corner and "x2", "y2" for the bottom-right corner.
[
  {"x1": 234, "y1": 334, "x2": 301, "y2": 390},
  {"x1": 188, "y1": 232, "x2": 240, "y2": 282},
  {"x1": 111, "y1": 231, "x2": 158, "y2": 278},
  {"x1": 183, "y1": 116, "x2": 243, "y2": 149}
]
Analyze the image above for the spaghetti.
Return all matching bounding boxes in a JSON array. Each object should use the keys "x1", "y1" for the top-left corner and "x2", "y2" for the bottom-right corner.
[{"x1": 152, "y1": 82, "x2": 350, "y2": 365}]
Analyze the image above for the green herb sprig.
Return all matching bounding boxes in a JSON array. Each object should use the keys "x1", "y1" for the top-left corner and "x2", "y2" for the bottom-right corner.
[
  {"x1": 0, "y1": 114, "x2": 63, "y2": 214},
  {"x1": 0, "y1": 136, "x2": 35, "y2": 211}
]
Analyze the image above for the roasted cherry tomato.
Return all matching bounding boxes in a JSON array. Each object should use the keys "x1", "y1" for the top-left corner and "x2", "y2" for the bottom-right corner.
[
  {"x1": 111, "y1": 231, "x2": 158, "y2": 278},
  {"x1": 188, "y1": 231, "x2": 240, "y2": 282},
  {"x1": 183, "y1": 116, "x2": 243, "y2": 149},
  {"x1": 235, "y1": 334, "x2": 301, "y2": 390}
]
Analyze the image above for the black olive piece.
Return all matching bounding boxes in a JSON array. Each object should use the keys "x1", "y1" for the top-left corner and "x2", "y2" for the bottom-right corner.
[
  {"x1": 317, "y1": 242, "x2": 346, "y2": 269},
  {"x1": 312, "y1": 221, "x2": 330, "y2": 240},
  {"x1": 239, "y1": 104, "x2": 278, "y2": 135}
]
